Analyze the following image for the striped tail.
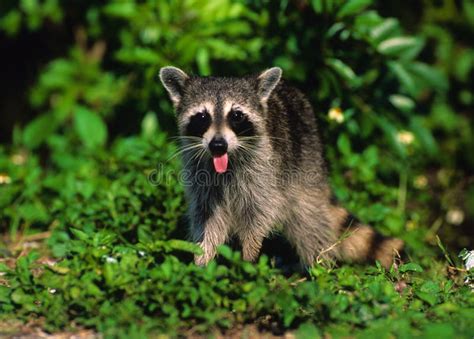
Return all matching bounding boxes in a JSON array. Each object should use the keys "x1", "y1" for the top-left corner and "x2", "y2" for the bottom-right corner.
[{"x1": 330, "y1": 204, "x2": 404, "y2": 268}]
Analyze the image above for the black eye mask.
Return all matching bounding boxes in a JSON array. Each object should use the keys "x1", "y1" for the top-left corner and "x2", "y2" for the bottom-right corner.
[{"x1": 185, "y1": 110, "x2": 211, "y2": 137}]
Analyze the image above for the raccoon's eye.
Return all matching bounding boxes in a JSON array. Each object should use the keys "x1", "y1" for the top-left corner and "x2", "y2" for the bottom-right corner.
[
  {"x1": 228, "y1": 108, "x2": 254, "y2": 136},
  {"x1": 195, "y1": 110, "x2": 210, "y2": 120},
  {"x1": 186, "y1": 110, "x2": 211, "y2": 137},
  {"x1": 230, "y1": 109, "x2": 245, "y2": 123}
]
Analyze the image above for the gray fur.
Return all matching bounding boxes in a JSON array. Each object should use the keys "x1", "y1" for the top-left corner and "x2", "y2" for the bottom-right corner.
[{"x1": 159, "y1": 66, "x2": 403, "y2": 268}]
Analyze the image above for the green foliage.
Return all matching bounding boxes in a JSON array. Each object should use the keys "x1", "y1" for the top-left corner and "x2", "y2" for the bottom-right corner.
[
  {"x1": 0, "y1": 0, "x2": 63, "y2": 35},
  {"x1": 1, "y1": 228, "x2": 474, "y2": 336},
  {"x1": 0, "y1": 0, "x2": 473, "y2": 336}
]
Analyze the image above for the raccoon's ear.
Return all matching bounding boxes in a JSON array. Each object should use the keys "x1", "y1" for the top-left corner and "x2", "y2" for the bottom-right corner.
[
  {"x1": 257, "y1": 67, "x2": 282, "y2": 103},
  {"x1": 159, "y1": 66, "x2": 189, "y2": 106}
]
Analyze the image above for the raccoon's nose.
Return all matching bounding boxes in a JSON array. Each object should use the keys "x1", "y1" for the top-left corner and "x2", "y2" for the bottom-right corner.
[{"x1": 209, "y1": 137, "x2": 228, "y2": 156}]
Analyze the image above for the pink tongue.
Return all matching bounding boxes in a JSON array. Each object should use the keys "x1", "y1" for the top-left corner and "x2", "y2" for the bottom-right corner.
[{"x1": 213, "y1": 153, "x2": 228, "y2": 173}]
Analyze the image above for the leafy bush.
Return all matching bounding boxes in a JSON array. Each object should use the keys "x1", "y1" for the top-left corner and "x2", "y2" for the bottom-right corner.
[{"x1": 0, "y1": 0, "x2": 473, "y2": 336}]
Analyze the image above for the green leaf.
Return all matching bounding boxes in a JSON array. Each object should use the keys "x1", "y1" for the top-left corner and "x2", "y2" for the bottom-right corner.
[
  {"x1": 0, "y1": 10, "x2": 22, "y2": 35},
  {"x1": 74, "y1": 106, "x2": 107, "y2": 148},
  {"x1": 389, "y1": 94, "x2": 415, "y2": 113},
  {"x1": 326, "y1": 58, "x2": 359, "y2": 87},
  {"x1": 217, "y1": 245, "x2": 233, "y2": 260},
  {"x1": 370, "y1": 18, "x2": 400, "y2": 43},
  {"x1": 167, "y1": 240, "x2": 202, "y2": 254},
  {"x1": 47, "y1": 265, "x2": 70, "y2": 274},
  {"x1": 196, "y1": 47, "x2": 211, "y2": 76},
  {"x1": 410, "y1": 117, "x2": 438, "y2": 156},
  {"x1": 296, "y1": 322, "x2": 322, "y2": 339},
  {"x1": 103, "y1": 2, "x2": 136, "y2": 18},
  {"x1": 377, "y1": 37, "x2": 419, "y2": 56},
  {"x1": 388, "y1": 61, "x2": 418, "y2": 96},
  {"x1": 11, "y1": 289, "x2": 34, "y2": 305},
  {"x1": 0, "y1": 263, "x2": 10, "y2": 272},
  {"x1": 423, "y1": 324, "x2": 455, "y2": 339},
  {"x1": 337, "y1": 0, "x2": 372, "y2": 18},
  {"x1": 420, "y1": 281, "x2": 440, "y2": 294},
  {"x1": 0, "y1": 286, "x2": 12, "y2": 304},
  {"x1": 406, "y1": 62, "x2": 448, "y2": 93},
  {"x1": 453, "y1": 50, "x2": 473, "y2": 82},
  {"x1": 115, "y1": 47, "x2": 161, "y2": 64},
  {"x1": 23, "y1": 113, "x2": 57, "y2": 148},
  {"x1": 17, "y1": 202, "x2": 49, "y2": 223},
  {"x1": 70, "y1": 228, "x2": 89, "y2": 241},
  {"x1": 399, "y1": 263, "x2": 423, "y2": 273},
  {"x1": 337, "y1": 134, "x2": 351, "y2": 155},
  {"x1": 242, "y1": 262, "x2": 257, "y2": 275},
  {"x1": 141, "y1": 112, "x2": 158, "y2": 139},
  {"x1": 416, "y1": 291, "x2": 437, "y2": 306},
  {"x1": 463, "y1": 0, "x2": 474, "y2": 25},
  {"x1": 373, "y1": 115, "x2": 406, "y2": 158},
  {"x1": 310, "y1": 0, "x2": 324, "y2": 13}
]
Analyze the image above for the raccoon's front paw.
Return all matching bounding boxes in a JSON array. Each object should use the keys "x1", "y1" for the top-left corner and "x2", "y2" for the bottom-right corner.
[
  {"x1": 194, "y1": 253, "x2": 209, "y2": 266},
  {"x1": 194, "y1": 242, "x2": 214, "y2": 266}
]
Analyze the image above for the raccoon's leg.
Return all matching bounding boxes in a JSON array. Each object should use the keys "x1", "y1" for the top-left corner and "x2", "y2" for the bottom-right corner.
[
  {"x1": 190, "y1": 204, "x2": 231, "y2": 266},
  {"x1": 238, "y1": 223, "x2": 269, "y2": 262},
  {"x1": 234, "y1": 200, "x2": 278, "y2": 262},
  {"x1": 282, "y1": 199, "x2": 337, "y2": 267}
]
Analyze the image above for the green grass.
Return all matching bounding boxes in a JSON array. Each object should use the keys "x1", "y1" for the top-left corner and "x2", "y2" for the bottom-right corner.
[{"x1": 0, "y1": 134, "x2": 472, "y2": 338}]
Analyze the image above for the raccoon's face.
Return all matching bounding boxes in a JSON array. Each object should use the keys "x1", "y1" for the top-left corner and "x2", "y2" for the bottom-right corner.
[{"x1": 159, "y1": 66, "x2": 282, "y2": 173}]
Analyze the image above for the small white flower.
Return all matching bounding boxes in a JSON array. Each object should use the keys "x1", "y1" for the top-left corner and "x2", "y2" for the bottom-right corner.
[
  {"x1": 446, "y1": 208, "x2": 464, "y2": 225},
  {"x1": 48, "y1": 288, "x2": 57, "y2": 294},
  {"x1": 103, "y1": 256, "x2": 118, "y2": 264},
  {"x1": 413, "y1": 175, "x2": 428, "y2": 189},
  {"x1": 328, "y1": 107, "x2": 344, "y2": 123},
  {"x1": 397, "y1": 130, "x2": 415, "y2": 145},
  {"x1": 138, "y1": 250, "x2": 146, "y2": 257},
  {"x1": 463, "y1": 250, "x2": 474, "y2": 271},
  {"x1": 0, "y1": 174, "x2": 12, "y2": 185},
  {"x1": 11, "y1": 152, "x2": 27, "y2": 165}
]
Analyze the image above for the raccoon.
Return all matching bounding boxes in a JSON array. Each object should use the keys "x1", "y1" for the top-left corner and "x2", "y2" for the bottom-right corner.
[{"x1": 159, "y1": 66, "x2": 403, "y2": 268}]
